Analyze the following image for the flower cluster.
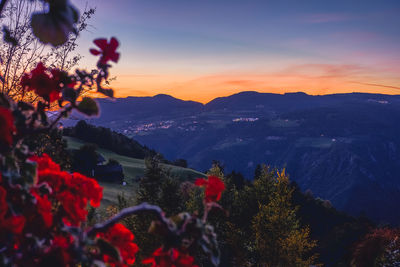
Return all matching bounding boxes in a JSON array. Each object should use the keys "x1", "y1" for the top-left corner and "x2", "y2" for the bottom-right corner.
[
  {"x1": 30, "y1": 154, "x2": 103, "y2": 225},
  {"x1": 195, "y1": 175, "x2": 225, "y2": 203},
  {"x1": 21, "y1": 63, "x2": 73, "y2": 102},
  {"x1": 98, "y1": 223, "x2": 139, "y2": 266},
  {"x1": 143, "y1": 247, "x2": 198, "y2": 267},
  {"x1": 0, "y1": 143, "x2": 140, "y2": 266}
]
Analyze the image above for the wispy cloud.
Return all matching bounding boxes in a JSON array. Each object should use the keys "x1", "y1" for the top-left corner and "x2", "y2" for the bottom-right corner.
[{"x1": 349, "y1": 82, "x2": 400, "y2": 91}]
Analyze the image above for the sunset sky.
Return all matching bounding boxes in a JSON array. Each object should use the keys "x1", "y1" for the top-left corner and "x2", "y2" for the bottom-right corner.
[{"x1": 74, "y1": 0, "x2": 400, "y2": 103}]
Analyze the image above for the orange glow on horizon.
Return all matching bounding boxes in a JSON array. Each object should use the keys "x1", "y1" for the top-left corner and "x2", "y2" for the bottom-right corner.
[{"x1": 109, "y1": 67, "x2": 400, "y2": 104}]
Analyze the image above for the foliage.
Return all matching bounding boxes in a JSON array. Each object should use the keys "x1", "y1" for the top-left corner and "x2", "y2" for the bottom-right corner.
[
  {"x1": 182, "y1": 164, "x2": 319, "y2": 266},
  {"x1": 252, "y1": 169, "x2": 318, "y2": 266},
  {"x1": 71, "y1": 143, "x2": 99, "y2": 176},
  {"x1": 352, "y1": 228, "x2": 400, "y2": 267},
  {"x1": 23, "y1": 129, "x2": 72, "y2": 170}
]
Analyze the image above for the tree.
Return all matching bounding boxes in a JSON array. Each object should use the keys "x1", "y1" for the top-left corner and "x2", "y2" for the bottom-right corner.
[
  {"x1": 172, "y1": 158, "x2": 188, "y2": 168},
  {"x1": 23, "y1": 128, "x2": 72, "y2": 170},
  {"x1": 132, "y1": 156, "x2": 187, "y2": 261},
  {"x1": 352, "y1": 228, "x2": 400, "y2": 267},
  {"x1": 137, "y1": 155, "x2": 167, "y2": 205},
  {"x1": 71, "y1": 143, "x2": 99, "y2": 176},
  {"x1": 0, "y1": 0, "x2": 95, "y2": 102},
  {"x1": 252, "y1": 169, "x2": 318, "y2": 266}
]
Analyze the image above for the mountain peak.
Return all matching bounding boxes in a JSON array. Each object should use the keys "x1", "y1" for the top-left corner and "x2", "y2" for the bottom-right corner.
[{"x1": 153, "y1": 94, "x2": 175, "y2": 99}]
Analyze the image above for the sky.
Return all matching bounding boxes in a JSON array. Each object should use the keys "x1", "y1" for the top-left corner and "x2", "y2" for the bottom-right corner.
[{"x1": 72, "y1": 0, "x2": 400, "y2": 103}]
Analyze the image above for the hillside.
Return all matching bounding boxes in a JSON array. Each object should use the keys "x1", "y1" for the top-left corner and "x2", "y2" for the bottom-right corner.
[
  {"x1": 64, "y1": 127, "x2": 373, "y2": 266},
  {"x1": 64, "y1": 136, "x2": 206, "y2": 205},
  {"x1": 61, "y1": 92, "x2": 400, "y2": 224}
]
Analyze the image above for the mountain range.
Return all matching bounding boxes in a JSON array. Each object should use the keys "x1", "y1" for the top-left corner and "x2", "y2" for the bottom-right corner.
[{"x1": 62, "y1": 91, "x2": 400, "y2": 224}]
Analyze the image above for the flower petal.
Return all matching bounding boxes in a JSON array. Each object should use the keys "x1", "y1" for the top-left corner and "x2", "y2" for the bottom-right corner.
[
  {"x1": 93, "y1": 38, "x2": 108, "y2": 50},
  {"x1": 109, "y1": 37, "x2": 119, "y2": 50},
  {"x1": 89, "y1": 48, "x2": 101, "y2": 55},
  {"x1": 194, "y1": 178, "x2": 207, "y2": 186},
  {"x1": 109, "y1": 52, "x2": 120, "y2": 63}
]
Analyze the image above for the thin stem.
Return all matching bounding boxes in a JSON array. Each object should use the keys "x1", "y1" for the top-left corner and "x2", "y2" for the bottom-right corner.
[
  {"x1": 87, "y1": 202, "x2": 176, "y2": 236},
  {"x1": 48, "y1": 105, "x2": 73, "y2": 129}
]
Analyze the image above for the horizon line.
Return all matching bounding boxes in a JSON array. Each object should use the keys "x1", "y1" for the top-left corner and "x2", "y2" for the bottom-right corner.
[{"x1": 97, "y1": 90, "x2": 400, "y2": 105}]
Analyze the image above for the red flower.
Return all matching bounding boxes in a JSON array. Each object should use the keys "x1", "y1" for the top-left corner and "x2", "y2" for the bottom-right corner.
[
  {"x1": 0, "y1": 106, "x2": 15, "y2": 148},
  {"x1": 58, "y1": 191, "x2": 88, "y2": 226},
  {"x1": 20, "y1": 62, "x2": 62, "y2": 102},
  {"x1": 0, "y1": 186, "x2": 7, "y2": 218},
  {"x1": 32, "y1": 192, "x2": 53, "y2": 228},
  {"x1": 37, "y1": 170, "x2": 70, "y2": 193},
  {"x1": 30, "y1": 154, "x2": 103, "y2": 225},
  {"x1": 143, "y1": 247, "x2": 198, "y2": 267},
  {"x1": 90, "y1": 37, "x2": 120, "y2": 65},
  {"x1": 100, "y1": 223, "x2": 139, "y2": 266},
  {"x1": 30, "y1": 153, "x2": 61, "y2": 172},
  {"x1": 0, "y1": 215, "x2": 26, "y2": 234},
  {"x1": 69, "y1": 172, "x2": 103, "y2": 208},
  {"x1": 195, "y1": 175, "x2": 225, "y2": 202},
  {"x1": 43, "y1": 234, "x2": 73, "y2": 266},
  {"x1": 0, "y1": 187, "x2": 25, "y2": 235},
  {"x1": 175, "y1": 252, "x2": 198, "y2": 267},
  {"x1": 52, "y1": 234, "x2": 72, "y2": 249}
]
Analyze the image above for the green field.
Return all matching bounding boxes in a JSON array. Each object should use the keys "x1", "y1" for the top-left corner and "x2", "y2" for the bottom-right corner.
[{"x1": 64, "y1": 136, "x2": 205, "y2": 205}]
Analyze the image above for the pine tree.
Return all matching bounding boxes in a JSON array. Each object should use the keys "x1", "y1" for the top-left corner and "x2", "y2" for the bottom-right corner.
[
  {"x1": 252, "y1": 169, "x2": 318, "y2": 266},
  {"x1": 137, "y1": 155, "x2": 166, "y2": 204}
]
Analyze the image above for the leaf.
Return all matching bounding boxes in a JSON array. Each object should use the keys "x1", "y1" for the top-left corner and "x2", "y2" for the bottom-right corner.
[
  {"x1": 21, "y1": 160, "x2": 38, "y2": 184},
  {"x1": 77, "y1": 97, "x2": 99, "y2": 116},
  {"x1": 62, "y1": 87, "x2": 77, "y2": 103},
  {"x1": 30, "y1": 3, "x2": 79, "y2": 47},
  {"x1": 96, "y1": 238, "x2": 121, "y2": 262},
  {"x1": 31, "y1": 13, "x2": 69, "y2": 47}
]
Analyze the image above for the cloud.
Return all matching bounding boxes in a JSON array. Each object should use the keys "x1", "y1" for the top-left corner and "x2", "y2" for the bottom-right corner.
[
  {"x1": 349, "y1": 82, "x2": 400, "y2": 91},
  {"x1": 277, "y1": 63, "x2": 372, "y2": 79}
]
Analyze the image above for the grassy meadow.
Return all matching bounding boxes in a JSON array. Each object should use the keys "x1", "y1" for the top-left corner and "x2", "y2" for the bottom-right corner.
[{"x1": 64, "y1": 136, "x2": 205, "y2": 206}]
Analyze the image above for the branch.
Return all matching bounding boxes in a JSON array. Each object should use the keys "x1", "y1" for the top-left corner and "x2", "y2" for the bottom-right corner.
[
  {"x1": 87, "y1": 202, "x2": 176, "y2": 236},
  {"x1": 0, "y1": 0, "x2": 8, "y2": 15},
  {"x1": 48, "y1": 105, "x2": 73, "y2": 129}
]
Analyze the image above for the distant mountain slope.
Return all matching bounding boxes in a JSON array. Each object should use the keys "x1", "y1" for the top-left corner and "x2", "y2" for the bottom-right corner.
[
  {"x1": 62, "y1": 91, "x2": 400, "y2": 224},
  {"x1": 64, "y1": 136, "x2": 205, "y2": 192},
  {"x1": 63, "y1": 120, "x2": 160, "y2": 160},
  {"x1": 62, "y1": 94, "x2": 203, "y2": 128}
]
